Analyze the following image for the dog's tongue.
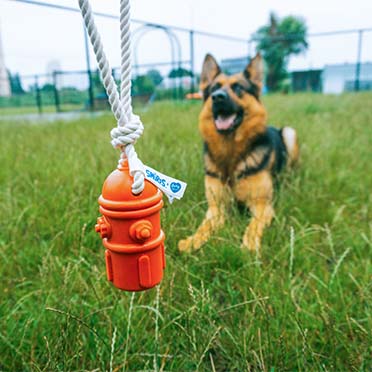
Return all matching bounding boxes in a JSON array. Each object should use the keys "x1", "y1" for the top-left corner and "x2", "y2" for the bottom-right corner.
[{"x1": 215, "y1": 114, "x2": 236, "y2": 130}]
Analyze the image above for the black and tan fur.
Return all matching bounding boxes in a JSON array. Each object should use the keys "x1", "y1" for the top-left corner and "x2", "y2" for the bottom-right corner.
[{"x1": 178, "y1": 53, "x2": 299, "y2": 253}]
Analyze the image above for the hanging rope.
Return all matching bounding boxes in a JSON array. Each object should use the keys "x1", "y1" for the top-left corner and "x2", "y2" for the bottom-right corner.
[{"x1": 78, "y1": 0, "x2": 145, "y2": 194}]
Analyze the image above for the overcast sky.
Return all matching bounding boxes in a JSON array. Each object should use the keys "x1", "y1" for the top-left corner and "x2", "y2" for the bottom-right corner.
[{"x1": 1, "y1": 0, "x2": 372, "y2": 84}]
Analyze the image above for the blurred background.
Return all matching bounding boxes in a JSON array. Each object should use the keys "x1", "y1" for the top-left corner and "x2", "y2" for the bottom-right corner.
[{"x1": 0, "y1": 0, "x2": 372, "y2": 114}]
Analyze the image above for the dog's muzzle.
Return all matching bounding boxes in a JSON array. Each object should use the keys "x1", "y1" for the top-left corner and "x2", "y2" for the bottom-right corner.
[{"x1": 211, "y1": 89, "x2": 243, "y2": 133}]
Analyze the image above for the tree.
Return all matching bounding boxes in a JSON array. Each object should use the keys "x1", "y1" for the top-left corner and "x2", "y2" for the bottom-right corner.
[
  {"x1": 40, "y1": 83, "x2": 55, "y2": 92},
  {"x1": 168, "y1": 67, "x2": 192, "y2": 78},
  {"x1": 7, "y1": 71, "x2": 24, "y2": 94},
  {"x1": 254, "y1": 13, "x2": 308, "y2": 92},
  {"x1": 146, "y1": 69, "x2": 163, "y2": 86},
  {"x1": 132, "y1": 75, "x2": 155, "y2": 96}
]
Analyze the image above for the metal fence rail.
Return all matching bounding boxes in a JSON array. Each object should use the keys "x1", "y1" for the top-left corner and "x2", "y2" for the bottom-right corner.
[{"x1": 0, "y1": 60, "x2": 197, "y2": 113}]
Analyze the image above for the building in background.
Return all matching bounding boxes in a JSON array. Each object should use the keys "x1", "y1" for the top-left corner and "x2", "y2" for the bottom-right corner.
[
  {"x1": 0, "y1": 20, "x2": 11, "y2": 97},
  {"x1": 323, "y1": 62, "x2": 372, "y2": 93},
  {"x1": 221, "y1": 56, "x2": 250, "y2": 74},
  {"x1": 291, "y1": 69, "x2": 322, "y2": 92},
  {"x1": 290, "y1": 63, "x2": 372, "y2": 94}
]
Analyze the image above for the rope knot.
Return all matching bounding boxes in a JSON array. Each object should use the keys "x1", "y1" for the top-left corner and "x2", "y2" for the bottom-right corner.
[
  {"x1": 110, "y1": 114, "x2": 144, "y2": 148},
  {"x1": 111, "y1": 113, "x2": 145, "y2": 195}
]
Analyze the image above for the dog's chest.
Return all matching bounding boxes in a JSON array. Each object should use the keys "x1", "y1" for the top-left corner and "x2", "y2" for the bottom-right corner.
[{"x1": 206, "y1": 136, "x2": 246, "y2": 178}]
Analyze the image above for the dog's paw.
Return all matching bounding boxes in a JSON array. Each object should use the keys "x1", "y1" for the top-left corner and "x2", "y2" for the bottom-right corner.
[
  {"x1": 241, "y1": 234, "x2": 261, "y2": 254},
  {"x1": 178, "y1": 237, "x2": 194, "y2": 253}
]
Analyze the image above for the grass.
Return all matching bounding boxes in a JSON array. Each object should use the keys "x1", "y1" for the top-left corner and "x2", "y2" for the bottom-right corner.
[
  {"x1": 0, "y1": 93, "x2": 371, "y2": 371},
  {"x1": 0, "y1": 104, "x2": 85, "y2": 116}
]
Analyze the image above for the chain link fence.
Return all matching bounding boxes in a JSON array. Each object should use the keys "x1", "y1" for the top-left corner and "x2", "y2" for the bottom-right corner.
[{"x1": 1, "y1": 0, "x2": 371, "y2": 114}]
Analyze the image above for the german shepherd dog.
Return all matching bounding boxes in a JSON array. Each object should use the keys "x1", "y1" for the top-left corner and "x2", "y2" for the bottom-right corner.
[{"x1": 178, "y1": 53, "x2": 299, "y2": 253}]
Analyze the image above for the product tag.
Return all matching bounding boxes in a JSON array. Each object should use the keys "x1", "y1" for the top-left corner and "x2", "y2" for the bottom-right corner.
[
  {"x1": 143, "y1": 165, "x2": 187, "y2": 203},
  {"x1": 127, "y1": 152, "x2": 146, "y2": 177}
]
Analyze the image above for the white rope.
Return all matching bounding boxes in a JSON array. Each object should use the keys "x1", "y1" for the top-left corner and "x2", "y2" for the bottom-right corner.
[
  {"x1": 78, "y1": 0, "x2": 145, "y2": 194},
  {"x1": 120, "y1": 0, "x2": 132, "y2": 118}
]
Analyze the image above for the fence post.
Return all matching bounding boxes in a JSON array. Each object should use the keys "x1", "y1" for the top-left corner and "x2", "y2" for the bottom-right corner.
[
  {"x1": 189, "y1": 30, "x2": 195, "y2": 94},
  {"x1": 34, "y1": 75, "x2": 42, "y2": 114},
  {"x1": 247, "y1": 40, "x2": 252, "y2": 62},
  {"x1": 52, "y1": 71, "x2": 61, "y2": 113},
  {"x1": 83, "y1": 25, "x2": 94, "y2": 110},
  {"x1": 178, "y1": 61, "x2": 183, "y2": 100},
  {"x1": 354, "y1": 30, "x2": 363, "y2": 92}
]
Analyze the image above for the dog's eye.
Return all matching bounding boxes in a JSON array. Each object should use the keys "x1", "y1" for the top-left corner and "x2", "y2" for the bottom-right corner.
[
  {"x1": 210, "y1": 83, "x2": 222, "y2": 93},
  {"x1": 231, "y1": 83, "x2": 244, "y2": 97}
]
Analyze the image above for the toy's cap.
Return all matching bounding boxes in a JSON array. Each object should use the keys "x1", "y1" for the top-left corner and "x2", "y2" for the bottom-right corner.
[{"x1": 99, "y1": 162, "x2": 162, "y2": 211}]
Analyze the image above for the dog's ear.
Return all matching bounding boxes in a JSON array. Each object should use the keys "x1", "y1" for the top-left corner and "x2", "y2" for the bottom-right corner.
[
  {"x1": 244, "y1": 52, "x2": 264, "y2": 91},
  {"x1": 200, "y1": 54, "x2": 221, "y2": 91}
]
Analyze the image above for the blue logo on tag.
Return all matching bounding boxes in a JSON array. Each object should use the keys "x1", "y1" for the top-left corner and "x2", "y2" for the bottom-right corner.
[
  {"x1": 145, "y1": 169, "x2": 166, "y2": 187},
  {"x1": 170, "y1": 182, "x2": 181, "y2": 193}
]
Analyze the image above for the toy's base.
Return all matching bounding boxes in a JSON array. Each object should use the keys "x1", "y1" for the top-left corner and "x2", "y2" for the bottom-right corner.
[{"x1": 105, "y1": 241, "x2": 166, "y2": 291}]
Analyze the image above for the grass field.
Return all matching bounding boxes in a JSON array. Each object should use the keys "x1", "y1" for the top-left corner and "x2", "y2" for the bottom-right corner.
[
  {"x1": 0, "y1": 104, "x2": 85, "y2": 116},
  {"x1": 0, "y1": 93, "x2": 371, "y2": 371}
]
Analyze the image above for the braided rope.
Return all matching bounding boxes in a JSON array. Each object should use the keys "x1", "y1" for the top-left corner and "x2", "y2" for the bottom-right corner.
[
  {"x1": 120, "y1": 0, "x2": 132, "y2": 118},
  {"x1": 78, "y1": 0, "x2": 145, "y2": 194},
  {"x1": 119, "y1": 0, "x2": 144, "y2": 193}
]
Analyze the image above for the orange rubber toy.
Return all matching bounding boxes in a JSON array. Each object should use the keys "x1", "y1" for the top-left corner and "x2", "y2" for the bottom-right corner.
[{"x1": 95, "y1": 160, "x2": 165, "y2": 291}]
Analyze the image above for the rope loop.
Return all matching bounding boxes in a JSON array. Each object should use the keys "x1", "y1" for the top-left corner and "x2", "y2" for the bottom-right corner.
[{"x1": 78, "y1": 0, "x2": 145, "y2": 194}]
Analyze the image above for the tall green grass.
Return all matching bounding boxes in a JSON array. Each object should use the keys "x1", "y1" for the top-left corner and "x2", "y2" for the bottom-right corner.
[{"x1": 0, "y1": 93, "x2": 371, "y2": 371}]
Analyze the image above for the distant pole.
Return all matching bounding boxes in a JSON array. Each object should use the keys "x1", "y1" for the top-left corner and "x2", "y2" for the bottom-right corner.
[
  {"x1": 178, "y1": 59, "x2": 183, "y2": 100},
  {"x1": 189, "y1": 30, "x2": 195, "y2": 94},
  {"x1": 83, "y1": 25, "x2": 94, "y2": 110},
  {"x1": 52, "y1": 70, "x2": 61, "y2": 112},
  {"x1": 247, "y1": 40, "x2": 252, "y2": 61},
  {"x1": 0, "y1": 19, "x2": 11, "y2": 97},
  {"x1": 354, "y1": 30, "x2": 363, "y2": 92},
  {"x1": 35, "y1": 75, "x2": 42, "y2": 114}
]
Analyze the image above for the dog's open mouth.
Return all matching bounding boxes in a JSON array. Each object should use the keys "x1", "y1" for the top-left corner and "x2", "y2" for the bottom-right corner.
[{"x1": 214, "y1": 110, "x2": 243, "y2": 133}]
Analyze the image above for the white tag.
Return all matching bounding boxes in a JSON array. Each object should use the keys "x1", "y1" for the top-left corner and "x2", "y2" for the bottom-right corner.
[
  {"x1": 143, "y1": 165, "x2": 187, "y2": 203},
  {"x1": 127, "y1": 152, "x2": 146, "y2": 177}
]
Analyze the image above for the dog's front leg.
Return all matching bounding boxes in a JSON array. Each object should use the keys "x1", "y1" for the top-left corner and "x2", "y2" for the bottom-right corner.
[
  {"x1": 178, "y1": 176, "x2": 230, "y2": 253},
  {"x1": 234, "y1": 171, "x2": 274, "y2": 253}
]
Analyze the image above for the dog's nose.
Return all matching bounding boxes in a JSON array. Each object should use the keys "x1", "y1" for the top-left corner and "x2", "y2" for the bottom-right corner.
[{"x1": 211, "y1": 89, "x2": 228, "y2": 102}]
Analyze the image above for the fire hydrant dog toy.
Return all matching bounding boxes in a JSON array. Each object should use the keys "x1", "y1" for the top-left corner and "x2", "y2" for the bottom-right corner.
[
  {"x1": 96, "y1": 160, "x2": 165, "y2": 291},
  {"x1": 79, "y1": 0, "x2": 186, "y2": 291}
]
